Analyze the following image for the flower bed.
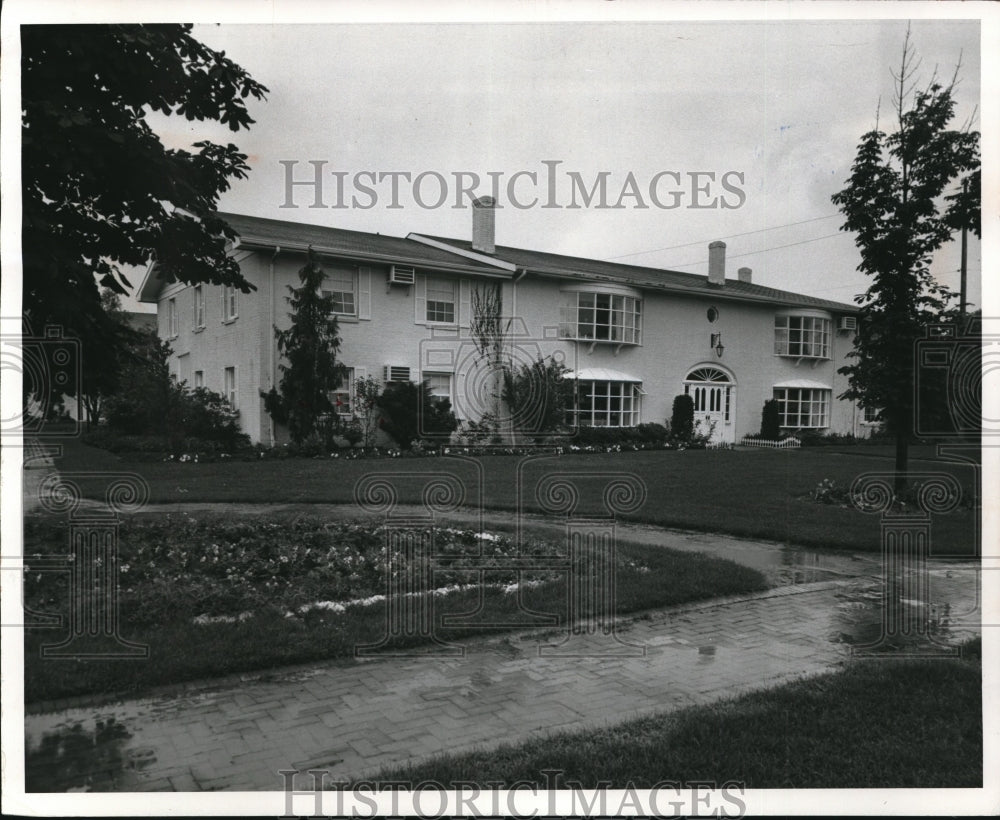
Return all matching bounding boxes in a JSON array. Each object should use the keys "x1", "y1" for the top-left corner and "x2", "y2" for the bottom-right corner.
[{"x1": 23, "y1": 514, "x2": 767, "y2": 702}]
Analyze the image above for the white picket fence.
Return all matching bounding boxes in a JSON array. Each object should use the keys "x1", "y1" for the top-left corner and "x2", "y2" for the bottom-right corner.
[{"x1": 739, "y1": 436, "x2": 801, "y2": 449}]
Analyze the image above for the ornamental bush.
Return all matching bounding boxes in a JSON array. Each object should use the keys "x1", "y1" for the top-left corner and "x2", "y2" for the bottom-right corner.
[
  {"x1": 378, "y1": 380, "x2": 458, "y2": 449},
  {"x1": 669, "y1": 394, "x2": 695, "y2": 443},
  {"x1": 760, "y1": 399, "x2": 781, "y2": 440}
]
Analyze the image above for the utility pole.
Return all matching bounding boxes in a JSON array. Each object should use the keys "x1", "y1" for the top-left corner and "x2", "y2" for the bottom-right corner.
[{"x1": 959, "y1": 176, "x2": 968, "y2": 323}]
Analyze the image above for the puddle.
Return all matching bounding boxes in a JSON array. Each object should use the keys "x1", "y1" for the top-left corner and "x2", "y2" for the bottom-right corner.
[
  {"x1": 25, "y1": 716, "x2": 134, "y2": 792},
  {"x1": 829, "y1": 568, "x2": 981, "y2": 652}
]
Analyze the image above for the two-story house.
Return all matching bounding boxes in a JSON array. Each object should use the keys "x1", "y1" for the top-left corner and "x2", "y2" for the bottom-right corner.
[{"x1": 138, "y1": 199, "x2": 867, "y2": 446}]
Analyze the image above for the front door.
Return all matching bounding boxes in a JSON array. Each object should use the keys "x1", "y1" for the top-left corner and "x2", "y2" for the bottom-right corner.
[{"x1": 684, "y1": 367, "x2": 735, "y2": 444}]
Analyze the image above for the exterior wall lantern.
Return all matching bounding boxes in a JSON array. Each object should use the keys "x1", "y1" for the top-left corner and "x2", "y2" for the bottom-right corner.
[{"x1": 711, "y1": 333, "x2": 725, "y2": 358}]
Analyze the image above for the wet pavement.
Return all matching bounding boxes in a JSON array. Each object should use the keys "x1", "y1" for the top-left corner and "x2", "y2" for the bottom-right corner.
[{"x1": 23, "y1": 504, "x2": 981, "y2": 792}]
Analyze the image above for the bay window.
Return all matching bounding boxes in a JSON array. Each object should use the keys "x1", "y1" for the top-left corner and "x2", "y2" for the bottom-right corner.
[
  {"x1": 567, "y1": 379, "x2": 643, "y2": 427},
  {"x1": 774, "y1": 313, "x2": 831, "y2": 359},
  {"x1": 559, "y1": 290, "x2": 642, "y2": 345},
  {"x1": 773, "y1": 387, "x2": 830, "y2": 428}
]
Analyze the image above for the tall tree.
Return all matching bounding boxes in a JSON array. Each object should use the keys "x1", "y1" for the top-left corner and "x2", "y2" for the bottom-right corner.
[
  {"x1": 831, "y1": 32, "x2": 979, "y2": 490},
  {"x1": 264, "y1": 250, "x2": 346, "y2": 444},
  {"x1": 76, "y1": 289, "x2": 137, "y2": 428},
  {"x1": 21, "y1": 24, "x2": 267, "y2": 353}
]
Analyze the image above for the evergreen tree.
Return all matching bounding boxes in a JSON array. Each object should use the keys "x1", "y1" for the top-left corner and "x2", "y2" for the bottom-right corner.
[{"x1": 265, "y1": 250, "x2": 346, "y2": 444}]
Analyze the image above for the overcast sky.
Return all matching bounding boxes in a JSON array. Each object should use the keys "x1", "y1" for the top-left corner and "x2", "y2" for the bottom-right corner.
[{"x1": 140, "y1": 17, "x2": 982, "y2": 312}]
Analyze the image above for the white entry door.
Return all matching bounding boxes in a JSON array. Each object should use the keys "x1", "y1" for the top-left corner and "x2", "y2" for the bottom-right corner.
[{"x1": 684, "y1": 367, "x2": 735, "y2": 444}]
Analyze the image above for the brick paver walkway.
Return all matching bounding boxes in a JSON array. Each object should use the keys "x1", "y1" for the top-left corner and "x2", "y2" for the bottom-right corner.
[{"x1": 24, "y1": 561, "x2": 980, "y2": 792}]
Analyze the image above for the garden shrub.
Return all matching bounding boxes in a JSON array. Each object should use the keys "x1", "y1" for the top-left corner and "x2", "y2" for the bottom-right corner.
[
  {"x1": 460, "y1": 413, "x2": 500, "y2": 446},
  {"x1": 670, "y1": 394, "x2": 694, "y2": 442},
  {"x1": 378, "y1": 380, "x2": 458, "y2": 449},
  {"x1": 636, "y1": 422, "x2": 669, "y2": 443},
  {"x1": 501, "y1": 355, "x2": 572, "y2": 436},
  {"x1": 760, "y1": 399, "x2": 781, "y2": 440}
]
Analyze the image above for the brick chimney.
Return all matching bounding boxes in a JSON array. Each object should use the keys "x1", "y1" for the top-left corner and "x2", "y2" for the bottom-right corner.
[
  {"x1": 472, "y1": 196, "x2": 496, "y2": 254},
  {"x1": 708, "y1": 241, "x2": 726, "y2": 287},
  {"x1": 738, "y1": 266, "x2": 752, "y2": 284}
]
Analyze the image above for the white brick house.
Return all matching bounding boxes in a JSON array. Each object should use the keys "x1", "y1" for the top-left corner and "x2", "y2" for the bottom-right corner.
[{"x1": 138, "y1": 202, "x2": 867, "y2": 445}]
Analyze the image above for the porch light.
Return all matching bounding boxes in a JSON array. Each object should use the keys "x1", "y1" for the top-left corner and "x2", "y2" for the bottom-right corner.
[{"x1": 711, "y1": 333, "x2": 725, "y2": 358}]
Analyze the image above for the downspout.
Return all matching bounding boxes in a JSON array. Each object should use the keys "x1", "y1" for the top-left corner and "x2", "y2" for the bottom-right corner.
[{"x1": 269, "y1": 246, "x2": 280, "y2": 446}]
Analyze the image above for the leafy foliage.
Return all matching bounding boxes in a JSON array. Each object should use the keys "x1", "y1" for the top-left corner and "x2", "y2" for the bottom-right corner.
[
  {"x1": 73, "y1": 289, "x2": 139, "y2": 426},
  {"x1": 101, "y1": 329, "x2": 246, "y2": 449},
  {"x1": 354, "y1": 375, "x2": 382, "y2": 449},
  {"x1": 760, "y1": 399, "x2": 781, "y2": 440},
  {"x1": 830, "y1": 32, "x2": 979, "y2": 487},
  {"x1": 378, "y1": 380, "x2": 458, "y2": 449},
  {"x1": 670, "y1": 394, "x2": 695, "y2": 442},
  {"x1": 266, "y1": 250, "x2": 346, "y2": 444},
  {"x1": 22, "y1": 24, "x2": 267, "y2": 358},
  {"x1": 501, "y1": 356, "x2": 572, "y2": 436}
]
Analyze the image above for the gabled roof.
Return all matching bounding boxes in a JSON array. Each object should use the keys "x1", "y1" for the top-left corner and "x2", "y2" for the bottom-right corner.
[
  {"x1": 418, "y1": 235, "x2": 859, "y2": 313},
  {"x1": 218, "y1": 212, "x2": 508, "y2": 276}
]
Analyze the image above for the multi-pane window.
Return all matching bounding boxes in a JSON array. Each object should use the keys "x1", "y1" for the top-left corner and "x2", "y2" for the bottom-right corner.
[
  {"x1": 559, "y1": 292, "x2": 642, "y2": 344},
  {"x1": 773, "y1": 388, "x2": 829, "y2": 428},
  {"x1": 774, "y1": 315, "x2": 831, "y2": 358},
  {"x1": 330, "y1": 367, "x2": 354, "y2": 416},
  {"x1": 193, "y1": 285, "x2": 205, "y2": 328},
  {"x1": 321, "y1": 268, "x2": 357, "y2": 316},
  {"x1": 862, "y1": 405, "x2": 881, "y2": 424},
  {"x1": 424, "y1": 373, "x2": 452, "y2": 403},
  {"x1": 222, "y1": 285, "x2": 238, "y2": 321},
  {"x1": 168, "y1": 298, "x2": 178, "y2": 337},
  {"x1": 567, "y1": 380, "x2": 642, "y2": 428},
  {"x1": 193, "y1": 370, "x2": 204, "y2": 389},
  {"x1": 426, "y1": 277, "x2": 456, "y2": 323},
  {"x1": 223, "y1": 366, "x2": 237, "y2": 407}
]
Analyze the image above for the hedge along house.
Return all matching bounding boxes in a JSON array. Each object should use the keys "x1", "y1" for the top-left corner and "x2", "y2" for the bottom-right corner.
[{"x1": 138, "y1": 200, "x2": 867, "y2": 446}]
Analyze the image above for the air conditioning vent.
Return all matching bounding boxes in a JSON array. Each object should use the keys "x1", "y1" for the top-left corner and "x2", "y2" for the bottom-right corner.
[
  {"x1": 388, "y1": 265, "x2": 416, "y2": 285},
  {"x1": 383, "y1": 365, "x2": 411, "y2": 383},
  {"x1": 838, "y1": 316, "x2": 857, "y2": 332}
]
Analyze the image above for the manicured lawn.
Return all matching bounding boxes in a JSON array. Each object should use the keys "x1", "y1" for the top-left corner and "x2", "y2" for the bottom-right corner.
[
  {"x1": 23, "y1": 513, "x2": 766, "y2": 703},
  {"x1": 55, "y1": 439, "x2": 979, "y2": 554},
  {"x1": 377, "y1": 639, "x2": 982, "y2": 788}
]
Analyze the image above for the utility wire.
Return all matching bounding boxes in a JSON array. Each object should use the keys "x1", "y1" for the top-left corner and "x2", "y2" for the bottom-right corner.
[
  {"x1": 606, "y1": 213, "x2": 842, "y2": 260},
  {"x1": 664, "y1": 232, "x2": 846, "y2": 269}
]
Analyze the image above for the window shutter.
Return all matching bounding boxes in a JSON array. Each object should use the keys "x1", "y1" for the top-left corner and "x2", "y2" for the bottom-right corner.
[
  {"x1": 459, "y1": 279, "x2": 472, "y2": 328},
  {"x1": 357, "y1": 267, "x2": 371, "y2": 319},
  {"x1": 500, "y1": 280, "x2": 513, "y2": 321},
  {"x1": 354, "y1": 365, "x2": 367, "y2": 381},
  {"x1": 414, "y1": 275, "x2": 427, "y2": 324}
]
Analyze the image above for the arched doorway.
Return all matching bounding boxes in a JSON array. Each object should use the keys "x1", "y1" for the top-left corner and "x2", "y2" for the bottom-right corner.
[{"x1": 683, "y1": 365, "x2": 736, "y2": 444}]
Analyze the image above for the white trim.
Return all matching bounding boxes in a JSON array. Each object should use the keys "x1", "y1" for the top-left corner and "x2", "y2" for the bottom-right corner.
[
  {"x1": 560, "y1": 282, "x2": 642, "y2": 298},
  {"x1": 223, "y1": 365, "x2": 238, "y2": 409},
  {"x1": 406, "y1": 233, "x2": 517, "y2": 272},
  {"x1": 167, "y1": 297, "x2": 178, "y2": 338},
  {"x1": 772, "y1": 378, "x2": 832, "y2": 390},
  {"x1": 222, "y1": 284, "x2": 239, "y2": 322},
  {"x1": 565, "y1": 367, "x2": 642, "y2": 382}
]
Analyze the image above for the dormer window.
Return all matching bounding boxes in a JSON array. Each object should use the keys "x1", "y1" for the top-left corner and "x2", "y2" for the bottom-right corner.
[
  {"x1": 559, "y1": 285, "x2": 642, "y2": 345},
  {"x1": 774, "y1": 312, "x2": 831, "y2": 359}
]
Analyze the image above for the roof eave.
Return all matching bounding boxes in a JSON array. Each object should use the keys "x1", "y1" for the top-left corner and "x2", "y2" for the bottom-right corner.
[
  {"x1": 236, "y1": 236, "x2": 514, "y2": 279},
  {"x1": 522, "y1": 268, "x2": 858, "y2": 313}
]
